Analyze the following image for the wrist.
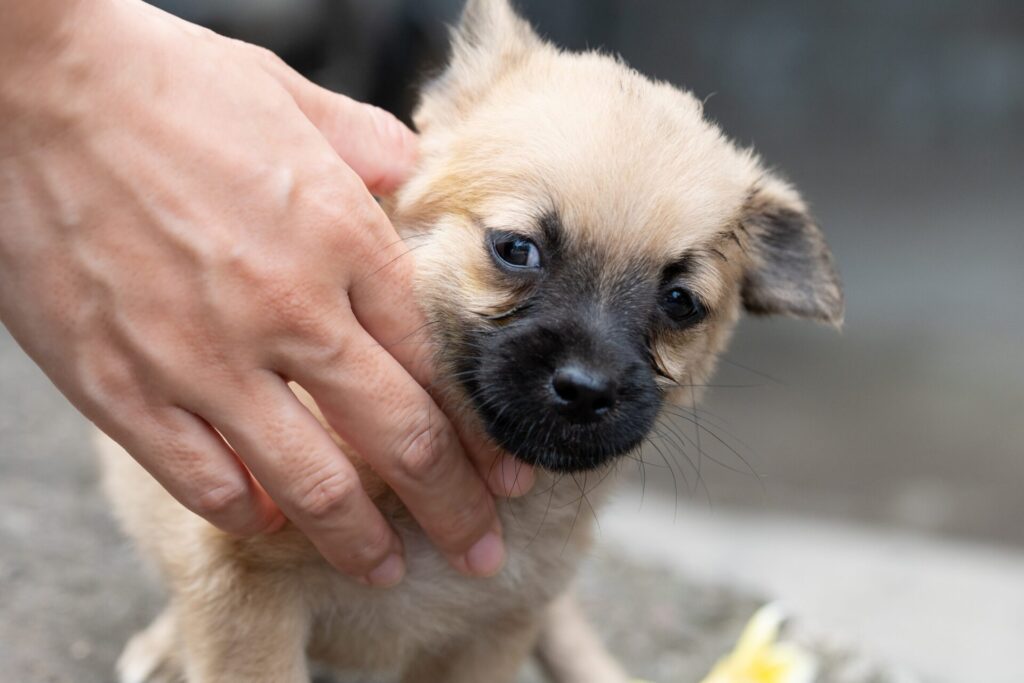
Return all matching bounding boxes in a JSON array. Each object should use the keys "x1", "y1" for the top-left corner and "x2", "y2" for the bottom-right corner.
[
  {"x1": 0, "y1": 0, "x2": 133, "y2": 151},
  {"x1": 0, "y1": 0, "x2": 95, "y2": 65},
  {"x1": 0, "y1": 0, "x2": 99, "y2": 117}
]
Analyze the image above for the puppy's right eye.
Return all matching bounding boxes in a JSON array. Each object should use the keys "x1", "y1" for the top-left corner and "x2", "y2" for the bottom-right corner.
[{"x1": 490, "y1": 233, "x2": 542, "y2": 270}]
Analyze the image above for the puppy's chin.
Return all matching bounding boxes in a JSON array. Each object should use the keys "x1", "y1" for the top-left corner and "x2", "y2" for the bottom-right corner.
[{"x1": 481, "y1": 410, "x2": 656, "y2": 473}]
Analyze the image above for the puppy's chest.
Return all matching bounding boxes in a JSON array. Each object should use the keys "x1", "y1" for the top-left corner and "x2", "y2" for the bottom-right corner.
[{"x1": 308, "y1": 473, "x2": 610, "y2": 664}]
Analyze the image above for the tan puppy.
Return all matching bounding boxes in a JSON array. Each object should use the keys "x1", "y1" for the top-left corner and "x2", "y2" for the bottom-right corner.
[{"x1": 100, "y1": 1, "x2": 843, "y2": 681}]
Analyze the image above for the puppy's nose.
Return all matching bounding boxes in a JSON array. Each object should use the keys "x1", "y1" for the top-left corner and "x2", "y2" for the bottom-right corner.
[{"x1": 551, "y1": 364, "x2": 618, "y2": 423}]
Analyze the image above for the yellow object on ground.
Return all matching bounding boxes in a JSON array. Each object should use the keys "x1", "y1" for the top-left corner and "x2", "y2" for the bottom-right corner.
[{"x1": 633, "y1": 604, "x2": 817, "y2": 683}]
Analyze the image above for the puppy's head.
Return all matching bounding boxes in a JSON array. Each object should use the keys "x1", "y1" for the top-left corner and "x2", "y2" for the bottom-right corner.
[{"x1": 391, "y1": 0, "x2": 843, "y2": 472}]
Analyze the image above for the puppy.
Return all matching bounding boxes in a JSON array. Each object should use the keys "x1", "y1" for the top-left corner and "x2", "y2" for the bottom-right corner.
[{"x1": 100, "y1": 1, "x2": 843, "y2": 681}]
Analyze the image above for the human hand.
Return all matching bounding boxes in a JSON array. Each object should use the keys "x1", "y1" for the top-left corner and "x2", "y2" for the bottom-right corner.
[{"x1": 0, "y1": 0, "x2": 533, "y2": 586}]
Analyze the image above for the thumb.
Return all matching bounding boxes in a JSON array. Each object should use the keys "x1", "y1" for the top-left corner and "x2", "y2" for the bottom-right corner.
[{"x1": 267, "y1": 58, "x2": 418, "y2": 195}]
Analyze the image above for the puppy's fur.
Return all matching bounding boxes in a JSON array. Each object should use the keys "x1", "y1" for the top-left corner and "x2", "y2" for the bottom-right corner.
[{"x1": 100, "y1": 2, "x2": 843, "y2": 681}]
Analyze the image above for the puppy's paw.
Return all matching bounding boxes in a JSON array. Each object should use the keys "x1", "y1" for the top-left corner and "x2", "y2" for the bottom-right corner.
[{"x1": 117, "y1": 610, "x2": 182, "y2": 683}]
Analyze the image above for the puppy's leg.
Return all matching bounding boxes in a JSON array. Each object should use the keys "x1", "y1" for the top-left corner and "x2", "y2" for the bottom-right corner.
[
  {"x1": 174, "y1": 575, "x2": 310, "y2": 683},
  {"x1": 534, "y1": 591, "x2": 630, "y2": 683},
  {"x1": 401, "y1": 613, "x2": 540, "y2": 683},
  {"x1": 117, "y1": 607, "x2": 182, "y2": 683}
]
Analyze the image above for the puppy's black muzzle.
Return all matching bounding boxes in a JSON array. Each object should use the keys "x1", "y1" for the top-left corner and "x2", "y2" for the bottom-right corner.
[{"x1": 462, "y1": 306, "x2": 660, "y2": 472}]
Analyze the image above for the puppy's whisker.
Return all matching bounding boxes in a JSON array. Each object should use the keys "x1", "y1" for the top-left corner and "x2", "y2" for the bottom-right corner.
[
  {"x1": 376, "y1": 318, "x2": 448, "y2": 352},
  {"x1": 560, "y1": 473, "x2": 589, "y2": 556},
  {"x1": 689, "y1": 376, "x2": 704, "y2": 494},
  {"x1": 662, "y1": 404, "x2": 758, "y2": 456},
  {"x1": 524, "y1": 470, "x2": 564, "y2": 551},
  {"x1": 659, "y1": 409, "x2": 764, "y2": 487},
  {"x1": 353, "y1": 241, "x2": 432, "y2": 288},
  {"x1": 644, "y1": 432, "x2": 684, "y2": 519},
  {"x1": 580, "y1": 470, "x2": 604, "y2": 532},
  {"x1": 651, "y1": 424, "x2": 713, "y2": 508},
  {"x1": 652, "y1": 419, "x2": 701, "y2": 482},
  {"x1": 719, "y1": 357, "x2": 788, "y2": 386}
]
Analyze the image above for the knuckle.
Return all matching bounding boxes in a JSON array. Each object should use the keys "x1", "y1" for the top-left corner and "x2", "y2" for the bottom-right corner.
[
  {"x1": 188, "y1": 481, "x2": 253, "y2": 528},
  {"x1": 271, "y1": 287, "x2": 317, "y2": 329},
  {"x1": 275, "y1": 306, "x2": 354, "y2": 369},
  {"x1": 258, "y1": 276, "x2": 332, "y2": 333},
  {"x1": 250, "y1": 44, "x2": 285, "y2": 70},
  {"x1": 291, "y1": 467, "x2": 361, "y2": 524},
  {"x1": 356, "y1": 213, "x2": 403, "y2": 263},
  {"x1": 293, "y1": 174, "x2": 357, "y2": 223},
  {"x1": 339, "y1": 524, "x2": 393, "y2": 572},
  {"x1": 309, "y1": 191, "x2": 386, "y2": 249},
  {"x1": 216, "y1": 248, "x2": 283, "y2": 304},
  {"x1": 437, "y1": 486, "x2": 494, "y2": 550},
  {"x1": 394, "y1": 423, "x2": 450, "y2": 485},
  {"x1": 76, "y1": 352, "x2": 135, "y2": 407},
  {"x1": 296, "y1": 314, "x2": 352, "y2": 360}
]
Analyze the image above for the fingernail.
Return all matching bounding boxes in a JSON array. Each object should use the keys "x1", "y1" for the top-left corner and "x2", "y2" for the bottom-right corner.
[
  {"x1": 492, "y1": 455, "x2": 535, "y2": 498},
  {"x1": 364, "y1": 553, "x2": 405, "y2": 588},
  {"x1": 457, "y1": 532, "x2": 506, "y2": 578}
]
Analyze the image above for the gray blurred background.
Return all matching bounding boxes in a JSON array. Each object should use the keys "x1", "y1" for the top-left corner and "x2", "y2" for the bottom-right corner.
[{"x1": 2, "y1": 1, "x2": 1022, "y2": 682}]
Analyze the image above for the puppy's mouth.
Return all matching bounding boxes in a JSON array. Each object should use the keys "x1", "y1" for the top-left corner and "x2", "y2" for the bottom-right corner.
[
  {"x1": 456, "y1": 324, "x2": 661, "y2": 473},
  {"x1": 472, "y1": 387, "x2": 658, "y2": 472}
]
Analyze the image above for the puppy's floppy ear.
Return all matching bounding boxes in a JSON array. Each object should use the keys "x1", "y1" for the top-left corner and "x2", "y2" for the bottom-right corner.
[
  {"x1": 740, "y1": 174, "x2": 845, "y2": 327},
  {"x1": 415, "y1": 0, "x2": 540, "y2": 131}
]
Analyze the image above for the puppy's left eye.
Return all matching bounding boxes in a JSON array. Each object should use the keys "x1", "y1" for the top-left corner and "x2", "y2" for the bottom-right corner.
[
  {"x1": 491, "y1": 233, "x2": 542, "y2": 269},
  {"x1": 662, "y1": 286, "x2": 706, "y2": 325}
]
